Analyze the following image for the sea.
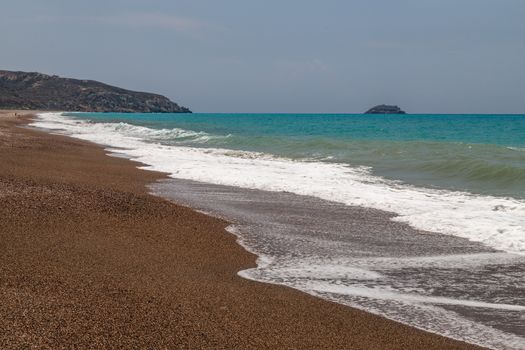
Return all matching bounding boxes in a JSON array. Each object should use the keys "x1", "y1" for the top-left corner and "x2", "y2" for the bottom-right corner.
[{"x1": 32, "y1": 112, "x2": 525, "y2": 349}]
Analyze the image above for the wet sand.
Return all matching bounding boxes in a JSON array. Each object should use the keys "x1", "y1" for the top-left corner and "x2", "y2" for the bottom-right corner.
[
  {"x1": 153, "y1": 179, "x2": 524, "y2": 348},
  {"x1": 0, "y1": 110, "x2": 484, "y2": 349}
]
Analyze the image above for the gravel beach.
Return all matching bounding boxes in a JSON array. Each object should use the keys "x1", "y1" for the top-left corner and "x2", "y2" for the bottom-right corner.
[{"x1": 0, "y1": 111, "x2": 485, "y2": 349}]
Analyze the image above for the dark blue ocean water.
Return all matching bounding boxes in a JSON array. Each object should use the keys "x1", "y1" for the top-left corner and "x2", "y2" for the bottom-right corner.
[{"x1": 70, "y1": 113, "x2": 525, "y2": 198}]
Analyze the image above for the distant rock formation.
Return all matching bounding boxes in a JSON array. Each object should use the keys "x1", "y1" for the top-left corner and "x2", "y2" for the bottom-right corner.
[
  {"x1": 0, "y1": 70, "x2": 191, "y2": 113},
  {"x1": 365, "y1": 105, "x2": 406, "y2": 114}
]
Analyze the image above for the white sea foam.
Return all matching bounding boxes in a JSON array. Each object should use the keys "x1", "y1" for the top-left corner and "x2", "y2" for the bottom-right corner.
[
  {"x1": 32, "y1": 112, "x2": 525, "y2": 254},
  {"x1": 306, "y1": 282, "x2": 525, "y2": 311},
  {"x1": 308, "y1": 284, "x2": 525, "y2": 350},
  {"x1": 33, "y1": 112, "x2": 227, "y2": 144}
]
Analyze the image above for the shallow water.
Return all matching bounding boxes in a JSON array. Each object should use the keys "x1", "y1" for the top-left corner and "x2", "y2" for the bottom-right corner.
[{"x1": 151, "y1": 179, "x2": 525, "y2": 350}]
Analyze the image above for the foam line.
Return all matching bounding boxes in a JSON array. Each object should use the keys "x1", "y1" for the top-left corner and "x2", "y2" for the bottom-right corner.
[{"x1": 31, "y1": 112, "x2": 525, "y2": 254}]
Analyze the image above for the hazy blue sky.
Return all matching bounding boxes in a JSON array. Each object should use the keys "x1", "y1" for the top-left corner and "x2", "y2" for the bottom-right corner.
[{"x1": 1, "y1": 0, "x2": 524, "y2": 113}]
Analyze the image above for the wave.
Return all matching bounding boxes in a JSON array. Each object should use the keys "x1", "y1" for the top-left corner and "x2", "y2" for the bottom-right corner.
[
  {"x1": 35, "y1": 112, "x2": 230, "y2": 145},
  {"x1": 49, "y1": 113, "x2": 525, "y2": 193},
  {"x1": 420, "y1": 157, "x2": 525, "y2": 184},
  {"x1": 165, "y1": 132, "x2": 525, "y2": 197},
  {"x1": 31, "y1": 112, "x2": 525, "y2": 254},
  {"x1": 507, "y1": 146, "x2": 525, "y2": 154}
]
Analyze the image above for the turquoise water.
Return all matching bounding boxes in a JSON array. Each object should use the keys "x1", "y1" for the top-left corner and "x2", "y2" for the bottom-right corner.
[{"x1": 70, "y1": 113, "x2": 525, "y2": 198}]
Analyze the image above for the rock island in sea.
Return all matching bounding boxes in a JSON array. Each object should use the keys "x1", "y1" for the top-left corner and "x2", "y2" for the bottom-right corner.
[{"x1": 365, "y1": 104, "x2": 406, "y2": 114}]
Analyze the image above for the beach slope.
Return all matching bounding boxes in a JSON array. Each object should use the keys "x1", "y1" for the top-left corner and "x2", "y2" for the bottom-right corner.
[{"x1": 0, "y1": 111, "x2": 483, "y2": 349}]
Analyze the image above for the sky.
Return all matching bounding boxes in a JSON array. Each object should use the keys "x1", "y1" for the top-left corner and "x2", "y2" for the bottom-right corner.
[{"x1": 1, "y1": 0, "x2": 524, "y2": 113}]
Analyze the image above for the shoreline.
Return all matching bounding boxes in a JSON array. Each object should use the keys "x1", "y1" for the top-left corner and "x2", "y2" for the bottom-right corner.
[{"x1": 0, "y1": 110, "x2": 485, "y2": 349}]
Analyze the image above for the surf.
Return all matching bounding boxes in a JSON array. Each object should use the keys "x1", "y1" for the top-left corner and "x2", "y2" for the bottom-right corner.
[{"x1": 31, "y1": 112, "x2": 525, "y2": 254}]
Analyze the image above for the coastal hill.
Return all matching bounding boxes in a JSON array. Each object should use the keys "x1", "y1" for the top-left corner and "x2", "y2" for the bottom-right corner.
[
  {"x1": 0, "y1": 70, "x2": 191, "y2": 113},
  {"x1": 365, "y1": 104, "x2": 406, "y2": 114}
]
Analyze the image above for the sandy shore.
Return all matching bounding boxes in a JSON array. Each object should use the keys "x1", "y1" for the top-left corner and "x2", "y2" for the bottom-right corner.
[{"x1": 0, "y1": 110, "x2": 485, "y2": 349}]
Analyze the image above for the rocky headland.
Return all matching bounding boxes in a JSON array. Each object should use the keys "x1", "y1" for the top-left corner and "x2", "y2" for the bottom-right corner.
[{"x1": 0, "y1": 70, "x2": 190, "y2": 113}]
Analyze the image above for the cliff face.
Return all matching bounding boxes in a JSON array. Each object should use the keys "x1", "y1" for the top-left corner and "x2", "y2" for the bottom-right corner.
[
  {"x1": 0, "y1": 70, "x2": 191, "y2": 113},
  {"x1": 365, "y1": 105, "x2": 406, "y2": 114}
]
